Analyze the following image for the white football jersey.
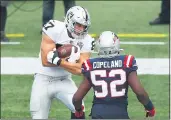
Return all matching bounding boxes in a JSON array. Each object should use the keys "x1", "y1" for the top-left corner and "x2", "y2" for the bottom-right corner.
[{"x1": 36, "y1": 20, "x2": 95, "y2": 77}]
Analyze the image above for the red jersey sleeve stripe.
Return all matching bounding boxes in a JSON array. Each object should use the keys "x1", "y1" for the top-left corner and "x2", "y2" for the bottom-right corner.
[
  {"x1": 84, "y1": 60, "x2": 89, "y2": 71},
  {"x1": 124, "y1": 55, "x2": 128, "y2": 67},
  {"x1": 126, "y1": 55, "x2": 133, "y2": 67},
  {"x1": 129, "y1": 55, "x2": 134, "y2": 67},
  {"x1": 84, "y1": 60, "x2": 92, "y2": 71},
  {"x1": 82, "y1": 62, "x2": 86, "y2": 70},
  {"x1": 86, "y1": 59, "x2": 92, "y2": 70}
]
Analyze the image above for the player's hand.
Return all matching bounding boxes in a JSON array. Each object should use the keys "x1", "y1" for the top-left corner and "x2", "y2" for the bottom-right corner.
[
  {"x1": 67, "y1": 45, "x2": 80, "y2": 63},
  {"x1": 47, "y1": 48, "x2": 61, "y2": 66},
  {"x1": 145, "y1": 108, "x2": 155, "y2": 117},
  {"x1": 75, "y1": 105, "x2": 84, "y2": 118}
]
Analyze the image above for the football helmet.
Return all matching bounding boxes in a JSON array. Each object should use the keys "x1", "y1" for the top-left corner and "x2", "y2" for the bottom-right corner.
[
  {"x1": 96, "y1": 31, "x2": 123, "y2": 57},
  {"x1": 65, "y1": 6, "x2": 91, "y2": 39}
]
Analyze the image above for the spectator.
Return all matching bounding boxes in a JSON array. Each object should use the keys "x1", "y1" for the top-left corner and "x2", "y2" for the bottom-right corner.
[
  {"x1": 149, "y1": 0, "x2": 170, "y2": 25},
  {"x1": 42, "y1": 0, "x2": 75, "y2": 27},
  {"x1": 0, "y1": 0, "x2": 11, "y2": 42}
]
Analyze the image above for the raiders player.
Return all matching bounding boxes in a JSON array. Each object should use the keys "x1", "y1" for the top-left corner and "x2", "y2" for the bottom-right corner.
[{"x1": 30, "y1": 6, "x2": 94, "y2": 119}]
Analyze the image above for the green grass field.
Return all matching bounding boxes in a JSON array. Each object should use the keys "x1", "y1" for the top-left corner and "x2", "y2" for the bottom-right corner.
[
  {"x1": 1, "y1": 1, "x2": 170, "y2": 119},
  {"x1": 1, "y1": 75, "x2": 169, "y2": 119}
]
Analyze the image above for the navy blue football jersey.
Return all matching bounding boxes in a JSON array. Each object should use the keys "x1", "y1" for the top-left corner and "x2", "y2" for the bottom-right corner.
[{"x1": 81, "y1": 55, "x2": 138, "y2": 105}]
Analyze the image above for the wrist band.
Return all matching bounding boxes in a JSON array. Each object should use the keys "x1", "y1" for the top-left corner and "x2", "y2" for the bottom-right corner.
[
  {"x1": 76, "y1": 107, "x2": 82, "y2": 112},
  {"x1": 144, "y1": 100, "x2": 154, "y2": 110}
]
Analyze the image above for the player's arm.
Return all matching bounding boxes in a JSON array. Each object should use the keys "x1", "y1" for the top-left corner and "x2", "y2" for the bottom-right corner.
[
  {"x1": 41, "y1": 20, "x2": 64, "y2": 67},
  {"x1": 128, "y1": 71, "x2": 155, "y2": 117},
  {"x1": 128, "y1": 71, "x2": 150, "y2": 105},
  {"x1": 41, "y1": 33, "x2": 57, "y2": 67},
  {"x1": 59, "y1": 52, "x2": 91, "y2": 75},
  {"x1": 59, "y1": 37, "x2": 94, "y2": 75},
  {"x1": 46, "y1": 34, "x2": 94, "y2": 75},
  {"x1": 72, "y1": 76, "x2": 91, "y2": 110}
]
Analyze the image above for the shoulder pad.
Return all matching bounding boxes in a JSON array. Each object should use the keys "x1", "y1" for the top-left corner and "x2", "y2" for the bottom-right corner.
[{"x1": 42, "y1": 20, "x2": 65, "y2": 41}]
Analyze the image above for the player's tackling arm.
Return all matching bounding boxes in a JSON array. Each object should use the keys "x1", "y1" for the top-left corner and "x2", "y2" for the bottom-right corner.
[
  {"x1": 59, "y1": 52, "x2": 91, "y2": 75},
  {"x1": 128, "y1": 71, "x2": 150, "y2": 105},
  {"x1": 128, "y1": 71, "x2": 155, "y2": 116},
  {"x1": 41, "y1": 33, "x2": 57, "y2": 67},
  {"x1": 72, "y1": 76, "x2": 91, "y2": 110}
]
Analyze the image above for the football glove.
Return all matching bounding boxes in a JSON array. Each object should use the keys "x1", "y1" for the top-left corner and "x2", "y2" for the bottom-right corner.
[
  {"x1": 47, "y1": 48, "x2": 61, "y2": 66},
  {"x1": 145, "y1": 107, "x2": 155, "y2": 117},
  {"x1": 66, "y1": 45, "x2": 80, "y2": 63},
  {"x1": 74, "y1": 105, "x2": 84, "y2": 118}
]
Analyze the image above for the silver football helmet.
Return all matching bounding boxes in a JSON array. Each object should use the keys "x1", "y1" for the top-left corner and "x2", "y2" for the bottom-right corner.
[
  {"x1": 96, "y1": 31, "x2": 123, "y2": 57},
  {"x1": 64, "y1": 6, "x2": 91, "y2": 39}
]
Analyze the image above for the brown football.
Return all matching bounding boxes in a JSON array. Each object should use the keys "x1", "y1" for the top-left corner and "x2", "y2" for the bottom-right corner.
[{"x1": 57, "y1": 44, "x2": 78, "y2": 58}]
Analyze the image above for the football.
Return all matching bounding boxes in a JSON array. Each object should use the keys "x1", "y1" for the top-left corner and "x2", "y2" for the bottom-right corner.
[{"x1": 57, "y1": 44, "x2": 77, "y2": 58}]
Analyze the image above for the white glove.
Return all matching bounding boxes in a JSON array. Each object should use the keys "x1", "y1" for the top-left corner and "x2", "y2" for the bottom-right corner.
[
  {"x1": 67, "y1": 45, "x2": 80, "y2": 63},
  {"x1": 47, "y1": 49, "x2": 61, "y2": 65}
]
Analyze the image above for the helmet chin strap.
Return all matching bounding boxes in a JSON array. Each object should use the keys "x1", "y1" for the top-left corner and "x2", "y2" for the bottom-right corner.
[{"x1": 71, "y1": 32, "x2": 79, "y2": 39}]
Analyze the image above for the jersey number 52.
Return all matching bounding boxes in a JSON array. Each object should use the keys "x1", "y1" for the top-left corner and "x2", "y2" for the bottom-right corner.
[{"x1": 91, "y1": 69, "x2": 126, "y2": 98}]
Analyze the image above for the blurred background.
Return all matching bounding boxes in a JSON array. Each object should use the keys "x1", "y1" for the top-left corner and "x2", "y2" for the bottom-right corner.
[{"x1": 1, "y1": 0, "x2": 170, "y2": 119}]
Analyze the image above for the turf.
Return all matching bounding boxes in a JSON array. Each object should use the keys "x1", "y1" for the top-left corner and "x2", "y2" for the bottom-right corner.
[
  {"x1": 1, "y1": 75, "x2": 169, "y2": 119},
  {"x1": 1, "y1": 1, "x2": 169, "y2": 119}
]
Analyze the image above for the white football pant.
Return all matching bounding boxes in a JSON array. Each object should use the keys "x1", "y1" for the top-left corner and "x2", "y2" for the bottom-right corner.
[{"x1": 30, "y1": 73, "x2": 85, "y2": 119}]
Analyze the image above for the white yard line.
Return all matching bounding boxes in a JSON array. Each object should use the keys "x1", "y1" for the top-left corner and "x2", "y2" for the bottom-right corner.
[
  {"x1": 1, "y1": 57, "x2": 169, "y2": 75},
  {"x1": 120, "y1": 41, "x2": 166, "y2": 45},
  {"x1": 1, "y1": 42, "x2": 21, "y2": 45}
]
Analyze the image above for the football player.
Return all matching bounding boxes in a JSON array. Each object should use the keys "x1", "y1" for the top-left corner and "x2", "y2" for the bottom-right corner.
[
  {"x1": 30, "y1": 6, "x2": 95, "y2": 119},
  {"x1": 72, "y1": 31, "x2": 156, "y2": 119}
]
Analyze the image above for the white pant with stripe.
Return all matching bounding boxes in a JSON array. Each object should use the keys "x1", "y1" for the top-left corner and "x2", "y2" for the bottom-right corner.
[{"x1": 30, "y1": 73, "x2": 84, "y2": 119}]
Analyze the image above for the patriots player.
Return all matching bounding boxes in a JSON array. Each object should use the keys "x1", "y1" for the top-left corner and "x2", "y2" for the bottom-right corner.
[
  {"x1": 72, "y1": 31, "x2": 156, "y2": 119},
  {"x1": 29, "y1": 6, "x2": 95, "y2": 119}
]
